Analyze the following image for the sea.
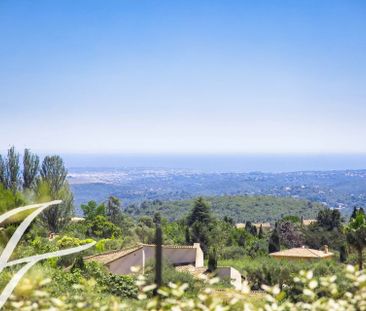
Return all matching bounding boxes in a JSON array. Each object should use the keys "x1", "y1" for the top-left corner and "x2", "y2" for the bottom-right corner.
[{"x1": 62, "y1": 154, "x2": 366, "y2": 173}]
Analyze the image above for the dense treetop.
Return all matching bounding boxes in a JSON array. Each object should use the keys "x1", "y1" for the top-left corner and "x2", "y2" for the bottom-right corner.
[{"x1": 124, "y1": 195, "x2": 324, "y2": 223}]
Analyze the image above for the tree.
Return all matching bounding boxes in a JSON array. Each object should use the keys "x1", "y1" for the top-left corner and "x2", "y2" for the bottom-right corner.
[
  {"x1": 278, "y1": 221, "x2": 304, "y2": 248},
  {"x1": 39, "y1": 155, "x2": 73, "y2": 232},
  {"x1": 5, "y1": 146, "x2": 20, "y2": 193},
  {"x1": 238, "y1": 230, "x2": 246, "y2": 247},
  {"x1": 87, "y1": 215, "x2": 122, "y2": 239},
  {"x1": 317, "y1": 208, "x2": 341, "y2": 231},
  {"x1": 153, "y1": 212, "x2": 162, "y2": 296},
  {"x1": 350, "y1": 207, "x2": 358, "y2": 221},
  {"x1": 207, "y1": 248, "x2": 218, "y2": 272},
  {"x1": 185, "y1": 226, "x2": 191, "y2": 244},
  {"x1": 0, "y1": 155, "x2": 6, "y2": 187},
  {"x1": 81, "y1": 201, "x2": 106, "y2": 220},
  {"x1": 245, "y1": 221, "x2": 257, "y2": 236},
  {"x1": 40, "y1": 155, "x2": 67, "y2": 196},
  {"x1": 106, "y1": 196, "x2": 122, "y2": 224},
  {"x1": 268, "y1": 224, "x2": 280, "y2": 253},
  {"x1": 187, "y1": 197, "x2": 212, "y2": 226},
  {"x1": 258, "y1": 224, "x2": 264, "y2": 239},
  {"x1": 186, "y1": 198, "x2": 213, "y2": 253},
  {"x1": 346, "y1": 211, "x2": 366, "y2": 270},
  {"x1": 339, "y1": 244, "x2": 348, "y2": 263},
  {"x1": 23, "y1": 148, "x2": 40, "y2": 190}
]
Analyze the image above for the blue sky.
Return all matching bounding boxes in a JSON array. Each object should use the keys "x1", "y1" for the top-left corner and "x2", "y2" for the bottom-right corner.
[{"x1": 0, "y1": 0, "x2": 365, "y2": 154}]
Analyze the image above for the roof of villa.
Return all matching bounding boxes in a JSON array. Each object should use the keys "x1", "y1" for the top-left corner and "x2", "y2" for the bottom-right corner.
[
  {"x1": 270, "y1": 247, "x2": 333, "y2": 259},
  {"x1": 85, "y1": 245, "x2": 143, "y2": 264},
  {"x1": 85, "y1": 243, "x2": 200, "y2": 265}
]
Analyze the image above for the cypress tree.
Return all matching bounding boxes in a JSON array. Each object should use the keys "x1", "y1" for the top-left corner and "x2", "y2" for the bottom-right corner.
[
  {"x1": 268, "y1": 224, "x2": 280, "y2": 253},
  {"x1": 153, "y1": 213, "x2": 162, "y2": 296},
  {"x1": 350, "y1": 207, "x2": 358, "y2": 221},
  {"x1": 339, "y1": 244, "x2": 348, "y2": 263},
  {"x1": 208, "y1": 247, "x2": 217, "y2": 272},
  {"x1": 258, "y1": 224, "x2": 264, "y2": 239}
]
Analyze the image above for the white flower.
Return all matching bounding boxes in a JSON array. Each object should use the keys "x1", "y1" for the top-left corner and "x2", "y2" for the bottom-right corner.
[{"x1": 308, "y1": 280, "x2": 318, "y2": 289}]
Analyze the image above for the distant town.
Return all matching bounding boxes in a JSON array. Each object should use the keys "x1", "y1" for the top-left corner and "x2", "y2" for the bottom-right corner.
[{"x1": 69, "y1": 167, "x2": 366, "y2": 215}]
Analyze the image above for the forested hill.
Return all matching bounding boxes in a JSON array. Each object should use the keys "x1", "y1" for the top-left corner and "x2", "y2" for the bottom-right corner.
[{"x1": 123, "y1": 195, "x2": 324, "y2": 223}]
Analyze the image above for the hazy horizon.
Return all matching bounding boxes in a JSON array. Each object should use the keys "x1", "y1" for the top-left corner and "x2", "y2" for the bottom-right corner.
[{"x1": 61, "y1": 153, "x2": 366, "y2": 173}]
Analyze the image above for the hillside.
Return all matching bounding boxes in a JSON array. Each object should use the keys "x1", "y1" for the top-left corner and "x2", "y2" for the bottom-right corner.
[{"x1": 124, "y1": 195, "x2": 324, "y2": 223}]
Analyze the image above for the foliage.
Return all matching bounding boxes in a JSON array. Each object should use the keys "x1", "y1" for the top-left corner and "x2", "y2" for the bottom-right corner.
[
  {"x1": 144, "y1": 261, "x2": 202, "y2": 296},
  {"x1": 0, "y1": 184, "x2": 25, "y2": 214},
  {"x1": 39, "y1": 155, "x2": 73, "y2": 232},
  {"x1": 124, "y1": 195, "x2": 324, "y2": 223},
  {"x1": 106, "y1": 196, "x2": 122, "y2": 224},
  {"x1": 186, "y1": 197, "x2": 214, "y2": 253},
  {"x1": 22, "y1": 148, "x2": 40, "y2": 190},
  {"x1": 87, "y1": 215, "x2": 122, "y2": 239},
  {"x1": 277, "y1": 220, "x2": 304, "y2": 248},
  {"x1": 245, "y1": 221, "x2": 257, "y2": 236},
  {"x1": 81, "y1": 200, "x2": 106, "y2": 220},
  {"x1": 56, "y1": 235, "x2": 94, "y2": 249},
  {"x1": 346, "y1": 211, "x2": 366, "y2": 269},
  {"x1": 5, "y1": 263, "x2": 366, "y2": 310},
  {"x1": 136, "y1": 264, "x2": 365, "y2": 311},
  {"x1": 4, "y1": 146, "x2": 21, "y2": 193},
  {"x1": 316, "y1": 208, "x2": 342, "y2": 230},
  {"x1": 268, "y1": 225, "x2": 280, "y2": 253},
  {"x1": 104, "y1": 274, "x2": 138, "y2": 299},
  {"x1": 339, "y1": 244, "x2": 348, "y2": 263},
  {"x1": 207, "y1": 248, "x2": 218, "y2": 272}
]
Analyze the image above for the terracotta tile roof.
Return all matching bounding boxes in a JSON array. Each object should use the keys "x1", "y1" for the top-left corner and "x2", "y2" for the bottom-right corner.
[
  {"x1": 270, "y1": 247, "x2": 333, "y2": 258},
  {"x1": 85, "y1": 245, "x2": 142, "y2": 264}
]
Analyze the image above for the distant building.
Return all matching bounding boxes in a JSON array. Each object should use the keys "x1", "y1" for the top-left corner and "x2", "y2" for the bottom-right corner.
[
  {"x1": 302, "y1": 219, "x2": 317, "y2": 226},
  {"x1": 270, "y1": 246, "x2": 333, "y2": 261},
  {"x1": 235, "y1": 222, "x2": 271, "y2": 231}
]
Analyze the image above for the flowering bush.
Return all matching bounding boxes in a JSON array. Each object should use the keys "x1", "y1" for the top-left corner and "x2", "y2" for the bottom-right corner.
[{"x1": 4, "y1": 265, "x2": 366, "y2": 310}]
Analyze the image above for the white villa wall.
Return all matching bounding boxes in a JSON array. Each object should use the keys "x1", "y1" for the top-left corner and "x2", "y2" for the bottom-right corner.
[
  {"x1": 106, "y1": 244, "x2": 204, "y2": 275},
  {"x1": 143, "y1": 245, "x2": 198, "y2": 266},
  {"x1": 217, "y1": 267, "x2": 242, "y2": 290},
  {"x1": 108, "y1": 248, "x2": 144, "y2": 275}
]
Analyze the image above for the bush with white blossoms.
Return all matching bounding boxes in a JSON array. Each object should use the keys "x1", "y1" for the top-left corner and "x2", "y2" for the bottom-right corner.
[{"x1": 4, "y1": 265, "x2": 366, "y2": 310}]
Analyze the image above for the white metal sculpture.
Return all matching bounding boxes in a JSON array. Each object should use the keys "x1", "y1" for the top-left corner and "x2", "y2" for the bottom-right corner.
[{"x1": 0, "y1": 201, "x2": 95, "y2": 308}]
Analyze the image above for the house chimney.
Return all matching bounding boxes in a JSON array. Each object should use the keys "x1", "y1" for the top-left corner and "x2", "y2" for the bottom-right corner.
[{"x1": 323, "y1": 245, "x2": 329, "y2": 254}]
